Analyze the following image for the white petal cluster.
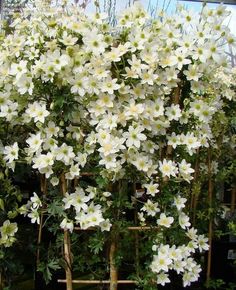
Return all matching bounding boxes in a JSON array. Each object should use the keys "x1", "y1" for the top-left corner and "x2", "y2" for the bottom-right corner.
[
  {"x1": 21, "y1": 192, "x2": 42, "y2": 224},
  {"x1": 0, "y1": 220, "x2": 18, "y2": 247},
  {"x1": 149, "y1": 196, "x2": 209, "y2": 287},
  {"x1": 62, "y1": 186, "x2": 109, "y2": 230},
  {"x1": 0, "y1": 1, "x2": 234, "y2": 183},
  {"x1": 0, "y1": 0, "x2": 235, "y2": 285}
]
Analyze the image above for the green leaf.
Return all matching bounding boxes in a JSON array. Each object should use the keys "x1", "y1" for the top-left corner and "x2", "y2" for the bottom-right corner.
[
  {"x1": 47, "y1": 258, "x2": 61, "y2": 271},
  {"x1": 37, "y1": 258, "x2": 60, "y2": 284},
  {"x1": 47, "y1": 200, "x2": 64, "y2": 217},
  {"x1": 0, "y1": 198, "x2": 4, "y2": 210}
]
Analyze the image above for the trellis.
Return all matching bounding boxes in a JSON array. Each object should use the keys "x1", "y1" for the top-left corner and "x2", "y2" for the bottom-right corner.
[
  {"x1": 36, "y1": 151, "x2": 236, "y2": 290},
  {"x1": 58, "y1": 226, "x2": 160, "y2": 289},
  {"x1": 37, "y1": 173, "x2": 159, "y2": 290},
  {"x1": 58, "y1": 177, "x2": 150, "y2": 290}
]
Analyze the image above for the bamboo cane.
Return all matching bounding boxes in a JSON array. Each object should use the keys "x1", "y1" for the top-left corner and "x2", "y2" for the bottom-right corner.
[
  {"x1": 173, "y1": 85, "x2": 181, "y2": 105},
  {"x1": 163, "y1": 84, "x2": 181, "y2": 184},
  {"x1": 0, "y1": 271, "x2": 3, "y2": 290},
  {"x1": 133, "y1": 183, "x2": 140, "y2": 277},
  {"x1": 191, "y1": 149, "x2": 200, "y2": 225},
  {"x1": 206, "y1": 148, "x2": 213, "y2": 287},
  {"x1": 109, "y1": 238, "x2": 118, "y2": 290},
  {"x1": 36, "y1": 175, "x2": 47, "y2": 266},
  {"x1": 36, "y1": 213, "x2": 43, "y2": 266},
  {"x1": 230, "y1": 186, "x2": 236, "y2": 212},
  {"x1": 61, "y1": 173, "x2": 73, "y2": 290}
]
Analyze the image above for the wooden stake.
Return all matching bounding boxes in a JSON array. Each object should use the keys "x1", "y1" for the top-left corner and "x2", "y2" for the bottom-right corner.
[
  {"x1": 173, "y1": 85, "x2": 181, "y2": 105},
  {"x1": 36, "y1": 175, "x2": 47, "y2": 266},
  {"x1": 206, "y1": 148, "x2": 213, "y2": 287},
  {"x1": 230, "y1": 186, "x2": 236, "y2": 213},
  {"x1": 109, "y1": 239, "x2": 118, "y2": 290},
  {"x1": 36, "y1": 213, "x2": 43, "y2": 266},
  {"x1": 0, "y1": 271, "x2": 3, "y2": 290},
  {"x1": 61, "y1": 173, "x2": 73, "y2": 290},
  {"x1": 191, "y1": 149, "x2": 200, "y2": 225},
  {"x1": 134, "y1": 183, "x2": 140, "y2": 277},
  {"x1": 162, "y1": 83, "x2": 181, "y2": 183}
]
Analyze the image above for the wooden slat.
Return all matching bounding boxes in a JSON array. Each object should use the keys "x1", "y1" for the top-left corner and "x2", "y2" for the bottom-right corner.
[
  {"x1": 58, "y1": 280, "x2": 137, "y2": 284},
  {"x1": 74, "y1": 226, "x2": 158, "y2": 231}
]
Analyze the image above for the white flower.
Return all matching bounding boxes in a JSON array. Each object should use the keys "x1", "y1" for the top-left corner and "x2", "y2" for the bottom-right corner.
[
  {"x1": 25, "y1": 102, "x2": 50, "y2": 124},
  {"x1": 60, "y1": 218, "x2": 74, "y2": 233},
  {"x1": 0, "y1": 101, "x2": 18, "y2": 121},
  {"x1": 9, "y1": 60, "x2": 28, "y2": 79},
  {"x1": 151, "y1": 254, "x2": 172, "y2": 273},
  {"x1": 141, "y1": 200, "x2": 160, "y2": 217},
  {"x1": 197, "y1": 235, "x2": 209, "y2": 252},
  {"x1": 173, "y1": 259, "x2": 187, "y2": 274},
  {"x1": 140, "y1": 69, "x2": 158, "y2": 85},
  {"x1": 99, "y1": 154, "x2": 117, "y2": 169},
  {"x1": 125, "y1": 100, "x2": 145, "y2": 120},
  {"x1": 65, "y1": 163, "x2": 81, "y2": 180},
  {"x1": 186, "y1": 227, "x2": 198, "y2": 240},
  {"x1": 59, "y1": 31, "x2": 78, "y2": 46},
  {"x1": 169, "y1": 246, "x2": 182, "y2": 261},
  {"x1": 80, "y1": 202, "x2": 105, "y2": 228},
  {"x1": 143, "y1": 182, "x2": 159, "y2": 197},
  {"x1": 26, "y1": 132, "x2": 43, "y2": 153},
  {"x1": 28, "y1": 209, "x2": 40, "y2": 224},
  {"x1": 183, "y1": 133, "x2": 201, "y2": 151},
  {"x1": 83, "y1": 29, "x2": 107, "y2": 55},
  {"x1": 55, "y1": 143, "x2": 75, "y2": 165},
  {"x1": 192, "y1": 46, "x2": 211, "y2": 63},
  {"x1": 50, "y1": 177, "x2": 59, "y2": 186},
  {"x1": 157, "y1": 213, "x2": 174, "y2": 228},
  {"x1": 133, "y1": 154, "x2": 152, "y2": 172},
  {"x1": 71, "y1": 188, "x2": 90, "y2": 213},
  {"x1": 45, "y1": 121, "x2": 60, "y2": 137},
  {"x1": 98, "y1": 136, "x2": 124, "y2": 156},
  {"x1": 97, "y1": 113, "x2": 118, "y2": 130},
  {"x1": 15, "y1": 75, "x2": 34, "y2": 95},
  {"x1": 159, "y1": 159, "x2": 178, "y2": 178},
  {"x1": 124, "y1": 125, "x2": 146, "y2": 148},
  {"x1": 127, "y1": 54, "x2": 148, "y2": 74},
  {"x1": 198, "y1": 104, "x2": 215, "y2": 122},
  {"x1": 32, "y1": 152, "x2": 54, "y2": 170},
  {"x1": 0, "y1": 220, "x2": 18, "y2": 238},
  {"x1": 101, "y1": 78, "x2": 120, "y2": 94},
  {"x1": 100, "y1": 219, "x2": 112, "y2": 232},
  {"x1": 174, "y1": 196, "x2": 187, "y2": 211},
  {"x1": 75, "y1": 153, "x2": 87, "y2": 167},
  {"x1": 183, "y1": 265, "x2": 201, "y2": 287},
  {"x1": 178, "y1": 212, "x2": 191, "y2": 229},
  {"x1": 0, "y1": 2, "x2": 231, "y2": 285},
  {"x1": 157, "y1": 272, "x2": 170, "y2": 286},
  {"x1": 3, "y1": 142, "x2": 19, "y2": 164},
  {"x1": 167, "y1": 133, "x2": 180, "y2": 149},
  {"x1": 165, "y1": 104, "x2": 182, "y2": 121},
  {"x1": 70, "y1": 76, "x2": 87, "y2": 96},
  {"x1": 30, "y1": 192, "x2": 42, "y2": 210},
  {"x1": 184, "y1": 64, "x2": 202, "y2": 81},
  {"x1": 86, "y1": 186, "x2": 97, "y2": 199},
  {"x1": 96, "y1": 93, "x2": 115, "y2": 108},
  {"x1": 178, "y1": 159, "x2": 195, "y2": 182}
]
